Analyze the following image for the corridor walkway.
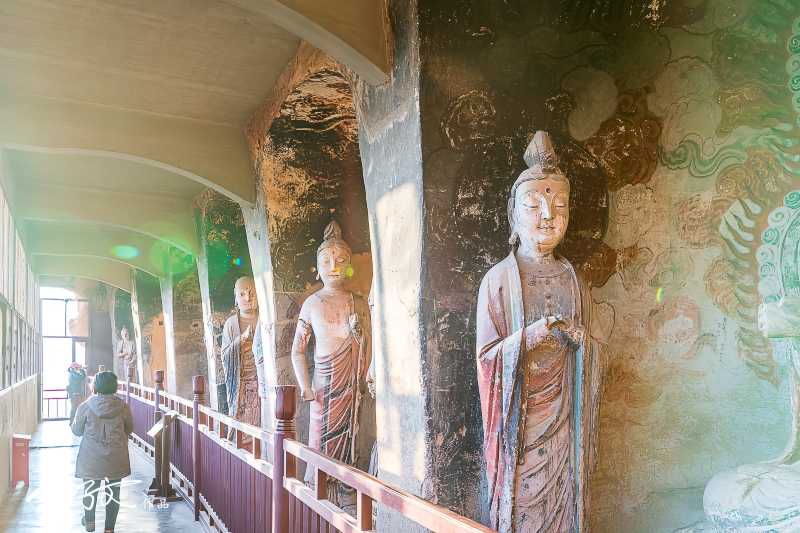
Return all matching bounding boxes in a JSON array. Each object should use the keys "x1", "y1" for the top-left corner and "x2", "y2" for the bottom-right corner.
[{"x1": 0, "y1": 421, "x2": 202, "y2": 532}]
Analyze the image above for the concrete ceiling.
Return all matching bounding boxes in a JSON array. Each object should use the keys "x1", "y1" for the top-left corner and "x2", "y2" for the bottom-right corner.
[{"x1": 0, "y1": 0, "x2": 390, "y2": 287}]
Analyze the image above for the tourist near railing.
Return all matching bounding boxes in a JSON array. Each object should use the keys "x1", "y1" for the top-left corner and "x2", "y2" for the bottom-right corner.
[{"x1": 119, "y1": 368, "x2": 493, "y2": 533}]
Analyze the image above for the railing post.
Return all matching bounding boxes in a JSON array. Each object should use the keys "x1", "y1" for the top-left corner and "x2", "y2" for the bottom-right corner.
[
  {"x1": 126, "y1": 365, "x2": 134, "y2": 405},
  {"x1": 149, "y1": 370, "x2": 164, "y2": 493},
  {"x1": 272, "y1": 385, "x2": 296, "y2": 533},
  {"x1": 192, "y1": 375, "x2": 205, "y2": 522}
]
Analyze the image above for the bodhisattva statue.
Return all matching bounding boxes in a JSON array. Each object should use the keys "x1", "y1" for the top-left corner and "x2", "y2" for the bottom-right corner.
[
  {"x1": 222, "y1": 276, "x2": 264, "y2": 428},
  {"x1": 116, "y1": 326, "x2": 137, "y2": 382},
  {"x1": 291, "y1": 221, "x2": 371, "y2": 505},
  {"x1": 476, "y1": 131, "x2": 602, "y2": 533}
]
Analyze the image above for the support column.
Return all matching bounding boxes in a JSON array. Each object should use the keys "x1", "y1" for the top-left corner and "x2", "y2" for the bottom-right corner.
[
  {"x1": 351, "y1": 1, "x2": 427, "y2": 530},
  {"x1": 160, "y1": 273, "x2": 177, "y2": 394},
  {"x1": 242, "y1": 201, "x2": 279, "y2": 429},
  {"x1": 195, "y1": 240, "x2": 219, "y2": 410}
]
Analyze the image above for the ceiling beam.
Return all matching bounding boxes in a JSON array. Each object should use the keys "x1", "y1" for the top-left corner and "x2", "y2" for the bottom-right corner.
[
  {"x1": 0, "y1": 94, "x2": 256, "y2": 204},
  {"x1": 223, "y1": 0, "x2": 390, "y2": 84},
  {"x1": 27, "y1": 222, "x2": 172, "y2": 278},
  {"x1": 33, "y1": 255, "x2": 134, "y2": 293},
  {"x1": 14, "y1": 183, "x2": 199, "y2": 255}
]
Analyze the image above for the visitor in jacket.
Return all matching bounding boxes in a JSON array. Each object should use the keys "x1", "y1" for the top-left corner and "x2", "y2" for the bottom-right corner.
[
  {"x1": 67, "y1": 363, "x2": 87, "y2": 424},
  {"x1": 71, "y1": 371, "x2": 133, "y2": 533}
]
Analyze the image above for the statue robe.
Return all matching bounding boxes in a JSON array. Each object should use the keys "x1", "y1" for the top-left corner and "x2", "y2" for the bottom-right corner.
[
  {"x1": 221, "y1": 314, "x2": 267, "y2": 424},
  {"x1": 476, "y1": 253, "x2": 601, "y2": 533}
]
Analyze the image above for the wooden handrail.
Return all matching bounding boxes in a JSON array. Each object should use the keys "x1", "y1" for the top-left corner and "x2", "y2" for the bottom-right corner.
[
  {"x1": 283, "y1": 440, "x2": 493, "y2": 533},
  {"x1": 123, "y1": 379, "x2": 494, "y2": 533}
]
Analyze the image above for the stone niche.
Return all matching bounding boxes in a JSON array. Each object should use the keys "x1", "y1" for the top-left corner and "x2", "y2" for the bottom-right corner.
[
  {"x1": 132, "y1": 269, "x2": 165, "y2": 388},
  {"x1": 195, "y1": 190, "x2": 254, "y2": 412},
  {"x1": 247, "y1": 44, "x2": 374, "y2": 467}
]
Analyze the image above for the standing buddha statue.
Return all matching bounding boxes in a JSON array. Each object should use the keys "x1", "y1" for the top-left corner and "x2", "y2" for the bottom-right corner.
[{"x1": 291, "y1": 221, "x2": 372, "y2": 506}]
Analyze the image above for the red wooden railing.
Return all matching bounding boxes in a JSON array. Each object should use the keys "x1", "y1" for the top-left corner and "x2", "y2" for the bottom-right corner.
[
  {"x1": 42, "y1": 388, "x2": 69, "y2": 420},
  {"x1": 119, "y1": 371, "x2": 493, "y2": 533}
]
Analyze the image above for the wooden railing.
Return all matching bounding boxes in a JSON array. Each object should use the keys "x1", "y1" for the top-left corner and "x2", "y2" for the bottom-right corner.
[
  {"x1": 120, "y1": 371, "x2": 494, "y2": 533},
  {"x1": 42, "y1": 387, "x2": 69, "y2": 420}
]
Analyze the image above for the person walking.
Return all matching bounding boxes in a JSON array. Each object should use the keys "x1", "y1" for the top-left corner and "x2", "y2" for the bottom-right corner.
[
  {"x1": 71, "y1": 371, "x2": 133, "y2": 533},
  {"x1": 67, "y1": 363, "x2": 87, "y2": 425}
]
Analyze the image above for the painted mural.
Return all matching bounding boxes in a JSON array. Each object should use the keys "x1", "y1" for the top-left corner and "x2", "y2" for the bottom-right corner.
[{"x1": 418, "y1": 0, "x2": 800, "y2": 530}]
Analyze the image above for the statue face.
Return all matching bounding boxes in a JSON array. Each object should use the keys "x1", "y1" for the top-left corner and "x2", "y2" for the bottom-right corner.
[
  {"x1": 120, "y1": 327, "x2": 129, "y2": 341},
  {"x1": 235, "y1": 278, "x2": 258, "y2": 313},
  {"x1": 513, "y1": 176, "x2": 570, "y2": 255},
  {"x1": 318, "y1": 245, "x2": 351, "y2": 289}
]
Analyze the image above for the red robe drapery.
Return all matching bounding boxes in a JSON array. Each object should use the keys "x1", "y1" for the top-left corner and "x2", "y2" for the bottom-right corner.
[{"x1": 476, "y1": 253, "x2": 602, "y2": 532}]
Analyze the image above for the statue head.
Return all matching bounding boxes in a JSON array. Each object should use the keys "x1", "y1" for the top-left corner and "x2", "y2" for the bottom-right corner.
[
  {"x1": 120, "y1": 326, "x2": 130, "y2": 341},
  {"x1": 507, "y1": 131, "x2": 570, "y2": 256},
  {"x1": 234, "y1": 276, "x2": 258, "y2": 315},
  {"x1": 317, "y1": 221, "x2": 352, "y2": 290}
]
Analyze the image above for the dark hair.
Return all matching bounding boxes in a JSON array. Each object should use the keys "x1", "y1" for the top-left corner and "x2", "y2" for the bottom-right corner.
[{"x1": 93, "y1": 371, "x2": 118, "y2": 395}]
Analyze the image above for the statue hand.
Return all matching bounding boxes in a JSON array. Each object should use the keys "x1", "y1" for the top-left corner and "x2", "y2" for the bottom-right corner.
[
  {"x1": 525, "y1": 316, "x2": 562, "y2": 347},
  {"x1": 366, "y1": 375, "x2": 376, "y2": 399},
  {"x1": 301, "y1": 386, "x2": 315, "y2": 401}
]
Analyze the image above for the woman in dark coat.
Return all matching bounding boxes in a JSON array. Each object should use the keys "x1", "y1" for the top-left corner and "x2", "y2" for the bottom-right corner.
[{"x1": 71, "y1": 371, "x2": 133, "y2": 533}]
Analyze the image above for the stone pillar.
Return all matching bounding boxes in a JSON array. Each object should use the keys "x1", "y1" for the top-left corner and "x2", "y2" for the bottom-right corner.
[
  {"x1": 132, "y1": 269, "x2": 165, "y2": 388},
  {"x1": 195, "y1": 239, "x2": 218, "y2": 409},
  {"x1": 241, "y1": 200, "x2": 278, "y2": 429},
  {"x1": 159, "y1": 273, "x2": 177, "y2": 394},
  {"x1": 160, "y1": 247, "x2": 207, "y2": 399},
  {"x1": 351, "y1": 2, "x2": 427, "y2": 530}
]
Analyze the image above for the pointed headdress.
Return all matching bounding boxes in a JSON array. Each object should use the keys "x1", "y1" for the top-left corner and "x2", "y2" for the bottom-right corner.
[
  {"x1": 511, "y1": 130, "x2": 568, "y2": 196},
  {"x1": 317, "y1": 220, "x2": 352, "y2": 256}
]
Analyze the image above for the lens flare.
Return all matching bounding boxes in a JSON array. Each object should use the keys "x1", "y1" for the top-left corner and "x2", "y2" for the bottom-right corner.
[
  {"x1": 656, "y1": 287, "x2": 664, "y2": 304},
  {"x1": 345, "y1": 265, "x2": 354, "y2": 279},
  {"x1": 112, "y1": 245, "x2": 140, "y2": 260},
  {"x1": 231, "y1": 256, "x2": 243, "y2": 267}
]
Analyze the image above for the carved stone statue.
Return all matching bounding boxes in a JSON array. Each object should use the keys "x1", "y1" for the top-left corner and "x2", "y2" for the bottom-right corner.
[
  {"x1": 115, "y1": 326, "x2": 137, "y2": 382},
  {"x1": 698, "y1": 190, "x2": 800, "y2": 532},
  {"x1": 221, "y1": 276, "x2": 266, "y2": 428},
  {"x1": 476, "y1": 131, "x2": 601, "y2": 533},
  {"x1": 291, "y1": 221, "x2": 372, "y2": 504}
]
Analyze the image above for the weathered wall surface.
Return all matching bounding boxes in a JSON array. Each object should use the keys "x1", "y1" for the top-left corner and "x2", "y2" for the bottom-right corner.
[
  {"x1": 400, "y1": 0, "x2": 800, "y2": 530},
  {"x1": 0, "y1": 375, "x2": 37, "y2": 500},
  {"x1": 171, "y1": 261, "x2": 208, "y2": 399},
  {"x1": 88, "y1": 283, "x2": 113, "y2": 375}
]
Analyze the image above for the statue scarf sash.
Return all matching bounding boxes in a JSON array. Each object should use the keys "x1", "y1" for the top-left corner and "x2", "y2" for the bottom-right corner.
[
  {"x1": 312, "y1": 301, "x2": 369, "y2": 465},
  {"x1": 476, "y1": 253, "x2": 601, "y2": 533}
]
